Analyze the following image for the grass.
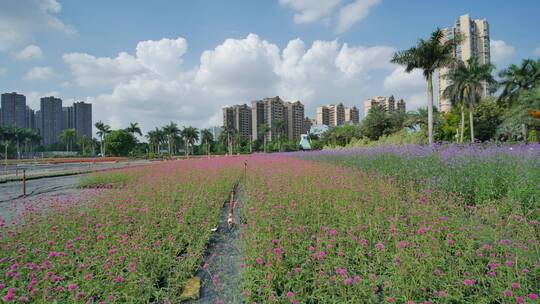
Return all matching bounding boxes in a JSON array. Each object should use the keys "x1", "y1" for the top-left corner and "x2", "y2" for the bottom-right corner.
[{"x1": 78, "y1": 171, "x2": 132, "y2": 188}]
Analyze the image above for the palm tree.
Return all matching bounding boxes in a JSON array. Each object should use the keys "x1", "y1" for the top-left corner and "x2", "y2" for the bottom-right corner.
[
  {"x1": 60, "y1": 128, "x2": 77, "y2": 152},
  {"x1": 498, "y1": 58, "x2": 540, "y2": 106},
  {"x1": 181, "y1": 126, "x2": 199, "y2": 157},
  {"x1": 95, "y1": 121, "x2": 111, "y2": 157},
  {"x1": 126, "y1": 122, "x2": 142, "y2": 136},
  {"x1": 444, "y1": 63, "x2": 468, "y2": 143},
  {"x1": 273, "y1": 119, "x2": 285, "y2": 152},
  {"x1": 200, "y1": 128, "x2": 214, "y2": 156},
  {"x1": 391, "y1": 29, "x2": 458, "y2": 145},
  {"x1": 162, "y1": 122, "x2": 180, "y2": 155},
  {"x1": 1, "y1": 126, "x2": 15, "y2": 165},
  {"x1": 447, "y1": 57, "x2": 496, "y2": 142},
  {"x1": 77, "y1": 135, "x2": 92, "y2": 155},
  {"x1": 221, "y1": 125, "x2": 236, "y2": 155},
  {"x1": 259, "y1": 123, "x2": 270, "y2": 153}
]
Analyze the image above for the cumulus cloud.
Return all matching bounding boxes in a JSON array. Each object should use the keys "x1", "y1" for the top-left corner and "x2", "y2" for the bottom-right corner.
[
  {"x1": 64, "y1": 34, "x2": 396, "y2": 132},
  {"x1": 13, "y1": 44, "x2": 43, "y2": 60},
  {"x1": 280, "y1": 0, "x2": 380, "y2": 33},
  {"x1": 335, "y1": 0, "x2": 381, "y2": 34},
  {"x1": 490, "y1": 40, "x2": 515, "y2": 66},
  {"x1": 381, "y1": 66, "x2": 426, "y2": 112},
  {"x1": 24, "y1": 66, "x2": 55, "y2": 81},
  {"x1": 533, "y1": 46, "x2": 540, "y2": 57},
  {"x1": 279, "y1": 0, "x2": 342, "y2": 24},
  {"x1": 0, "y1": 0, "x2": 74, "y2": 51}
]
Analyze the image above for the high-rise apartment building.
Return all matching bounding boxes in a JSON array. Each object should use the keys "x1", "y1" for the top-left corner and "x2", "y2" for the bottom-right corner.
[
  {"x1": 62, "y1": 106, "x2": 74, "y2": 130},
  {"x1": 1, "y1": 92, "x2": 27, "y2": 128},
  {"x1": 222, "y1": 104, "x2": 252, "y2": 142},
  {"x1": 344, "y1": 106, "x2": 360, "y2": 124},
  {"x1": 73, "y1": 102, "x2": 92, "y2": 139},
  {"x1": 40, "y1": 96, "x2": 63, "y2": 146},
  {"x1": 316, "y1": 106, "x2": 330, "y2": 126},
  {"x1": 302, "y1": 117, "x2": 312, "y2": 134},
  {"x1": 438, "y1": 14, "x2": 490, "y2": 112},
  {"x1": 26, "y1": 106, "x2": 35, "y2": 130},
  {"x1": 284, "y1": 101, "x2": 304, "y2": 141},
  {"x1": 364, "y1": 95, "x2": 406, "y2": 117},
  {"x1": 316, "y1": 103, "x2": 346, "y2": 127}
]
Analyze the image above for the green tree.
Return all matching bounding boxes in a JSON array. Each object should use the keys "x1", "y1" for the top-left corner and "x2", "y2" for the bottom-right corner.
[
  {"x1": 496, "y1": 88, "x2": 540, "y2": 141},
  {"x1": 391, "y1": 29, "x2": 458, "y2": 145},
  {"x1": 1, "y1": 126, "x2": 15, "y2": 163},
  {"x1": 273, "y1": 119, "x2": 285, "y2": 152},
  {"x1": 446, "y1": 57, "x2": 496, "y2": 142},
  {"x1": 105, "y1": 129, "x2": 137, "y2": 156},
  {"x1": 474, "y1": 98, "x2": 503, "y2": 141},
  {"x1": 181, "y1": 126, "x2": 199, "y2": 157},
  {"x1": 126, "y1": 122, "x2": 142, "y2": 136},
  {"x1": 162, "y1": 122, "x2": 180, "y2": 155},
  {"x1": 259, "y1": 123, "x2": 270, "y2": 153},
  {"x1": 200, "y1": 128, "x2": 214, "y2": 156},
  {"x1": 95, "y1": 121, "x2": 111, "y2": 156},
  {"x1": 498, "y1": 58, "x2": 540, "y2": 106},
  {"x1": 60, "y1": 128, "x2": 77, "y2": 152},
  {"x1": 77, "y1": 135, "x2": 94, "y2": 155},
  {"x1": 363, "y1": 104, "x2": 391, "y2": 140}
]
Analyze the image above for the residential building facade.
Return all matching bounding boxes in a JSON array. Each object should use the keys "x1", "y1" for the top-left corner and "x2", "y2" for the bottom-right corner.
[
  {"x1": 73, "y1": 101, "x2": 92, "y2": 139},
  {"x1": 222, "y1": 104, "x2": 252, "y2": 142},
  {"x1": 40, "y1": 96, "x2": 63, "y2": 146},
  {"x1": 364, "y1": 95, "x2": 406, "y2": 117},
  {"x1": 285, "y1": 101, "x2": 304, "y2": 141},
  {"x1": 344, "y1": 106, "x2": 360, "y2": 124},
  {"x1": 438, "y1": 14, "x2": 490, "y2": 112},
  {"x1": 1, "y1": 92, "x2": 27, "y2": 128}
]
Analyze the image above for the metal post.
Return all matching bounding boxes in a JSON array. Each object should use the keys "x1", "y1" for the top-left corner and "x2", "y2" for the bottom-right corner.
[{"x1": 23, "y1": 169, "x2": 26, "y2": 197}]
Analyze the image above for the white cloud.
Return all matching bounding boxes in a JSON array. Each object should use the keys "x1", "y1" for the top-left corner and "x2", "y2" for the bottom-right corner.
[
  {"x1": 280, "y1": 0, "x2": 342, "y2": 24},
  {"x1": 63, "y1": 52, "x2": 145, "y2": 88},
  {"x1": 13, "y1": 44, "x2": 43, "y2": 60},
  {"x1": 64, "y1": 34, "x2": 396, "y2": 132},
  {"x1": 136, "y1": 37, "x2": 188, "y2": 77},
  {"x1": 490, "y1": 40, "x2": 515, "y2": 66},
  {"x1": 335, "y1": 0, "x2": 381, "y2": 34},
  {"x1": 280, "y1": 0, "x2": 379, "y2": 33},
  {"x1": 533, "y1": 46, "x2": 540, "y2": 57},
  {"x1": 0, "y1": 0, "x2": 74, "y2": 51},
  {"x1": 25, "y1": 90, "x2": 60, "y2": 108},
  {"x1": 24, "y1": 66, "x2": 55, "y2": 81},
  {"x1": 383, "y1": 66, "x2": 424, "y2": 94}
]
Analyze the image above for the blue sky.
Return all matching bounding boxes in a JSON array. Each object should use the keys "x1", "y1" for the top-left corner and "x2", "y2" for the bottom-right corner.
[{"x1": 1, "y1": 0, "x2": 539, "y2": 133}]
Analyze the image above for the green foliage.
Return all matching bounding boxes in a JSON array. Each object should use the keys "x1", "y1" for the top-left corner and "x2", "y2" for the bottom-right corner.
[
  {"x1": 473, "y1": 98, "x2": 503, "y2": 141},
  {"x1": 105, "y1": 129, "x2": 137, "y2": 156}
]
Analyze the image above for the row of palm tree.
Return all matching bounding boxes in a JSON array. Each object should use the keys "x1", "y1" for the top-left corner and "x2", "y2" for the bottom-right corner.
[
  {"x1": 392, "y1": 28, "x2": 539, "y2": 144},
  {"x1": 145, "y1": 122, "x2": 201, "y2": 157},
  {"x1": 0, "y1": 126, "x2": 41, "y2": 161}
]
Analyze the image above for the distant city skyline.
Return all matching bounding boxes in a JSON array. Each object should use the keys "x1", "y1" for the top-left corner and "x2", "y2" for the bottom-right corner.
[
  {"x1": 0, "y1": 92, "x2": 92, "y2": 146},
  {"x1": 0, "y1": 1, "x2": 538, "y2": 134}
]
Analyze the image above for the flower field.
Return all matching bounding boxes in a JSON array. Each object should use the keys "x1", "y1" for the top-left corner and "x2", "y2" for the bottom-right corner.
[
  {"x1": 0, "y1": 158, "x2": 242, "y2": 303},
  {"x1": 1, "y1": 145, "x2": 539, "y2": 303},
  {"x1": 241, "y1": 155, "x2": 539, "y2": 303}
]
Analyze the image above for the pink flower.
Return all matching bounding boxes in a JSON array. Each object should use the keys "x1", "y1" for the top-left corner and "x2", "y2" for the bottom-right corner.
[
  {"x1": 375, "y1": 243, "x2": 385, "y2": 251},
  {"x1": 274, "y1": 248, "x2": 283, "y2": 254},
  {"x1": 463, "y1": 279, "x2": 475, "y2": 286},
  {"x1": 529, "y1": 293, "x2": 538, "y2": 300},
  {"x1": 256, "y1": 257, "x2": 263, "y2": 265},
  {"x1": 504, "y1": 290, "x2": 513, "y2": 297},
  {"x1": 287, "y1": 291, "x2": 294, "y2": 298},
  {"x1": 516, "y1": 296, "x2": 525, "y2": 304},
  {"x1": 511, "y1": 282, "x2": 520, "y2": 289},
  {"x1": 354, "y1": 276, "x2": 361, "y2": 284},
  {"x1": 438, "y1": 290, "x2": 447, "y2": 297},
  {"x1": 398, "y1": 241, "x2": 407, "y2": 249},
  {"x1": 344, "y1": 278, "x2": 352, "y2": 285},
  {"x1": 112, "y1": 276, "x2": 125, "y2": 283},
  {"x1": 68, "y1": 283, "x2": 78, "y2": 291},
  {"x1": 329, "y1": 229, "x2": 338, "y2": 235}
]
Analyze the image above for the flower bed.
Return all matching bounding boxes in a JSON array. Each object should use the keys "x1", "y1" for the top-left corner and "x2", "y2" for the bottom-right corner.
[
  {"x1": 0, "y1": 158, "x2": 242, "y2": 303},
  {"x1": 241, "y1": 156, "x2": 539, "y2": 303}
]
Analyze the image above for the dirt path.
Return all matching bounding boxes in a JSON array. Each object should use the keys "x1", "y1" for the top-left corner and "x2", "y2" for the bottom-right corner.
[{"x1": 188, "y1": 182, "x2": 244, "y2": 304}]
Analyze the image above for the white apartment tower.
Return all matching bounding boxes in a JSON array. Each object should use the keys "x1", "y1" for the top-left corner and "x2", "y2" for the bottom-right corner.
[{"x1": 438, "y1": 14, "x2": 490, "y2": 113}]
